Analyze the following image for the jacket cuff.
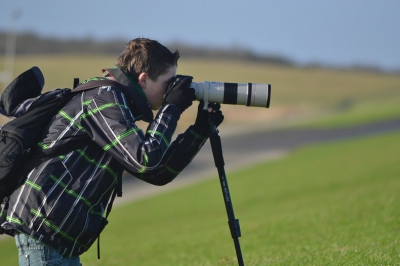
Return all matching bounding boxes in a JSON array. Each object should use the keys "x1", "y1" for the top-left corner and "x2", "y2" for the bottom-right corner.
[
  {"x1": 191, "y1": 124, "x2": 209, "y2": 138},
  {"x1": 186, "y1": 125, "x2": 208, "y2": 145},
  {"x1": 159, "y1": 104, "x2": 182, "y2": 119}
]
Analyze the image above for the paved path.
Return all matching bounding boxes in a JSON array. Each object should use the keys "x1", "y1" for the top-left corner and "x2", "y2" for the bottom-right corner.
[
  {"x1": 114, "y1": 118, "x2": 400, "y2": 205},
  {"x1": 1, "y1": 118, "x2": 399, "y2": 242}
]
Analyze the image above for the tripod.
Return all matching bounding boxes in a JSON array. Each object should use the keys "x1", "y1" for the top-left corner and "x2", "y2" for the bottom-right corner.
[{"x1": 208, "y1": 119, "x2": 244, "y2": 266}]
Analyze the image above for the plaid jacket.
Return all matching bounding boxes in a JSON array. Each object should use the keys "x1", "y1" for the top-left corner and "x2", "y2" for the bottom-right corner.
[{"x1": 2, "y1": 77, "x2": 207, "y2": 256}]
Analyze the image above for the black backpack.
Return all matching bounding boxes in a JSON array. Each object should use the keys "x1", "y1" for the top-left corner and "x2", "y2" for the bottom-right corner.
[{"x1": 0, "y1": 67, "x2": 125, "y2": 231}]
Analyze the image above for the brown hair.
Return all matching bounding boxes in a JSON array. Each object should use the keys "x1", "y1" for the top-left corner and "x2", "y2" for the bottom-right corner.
[{"x1": 116, "y1": 38, "x2": 180, "y2": 82}]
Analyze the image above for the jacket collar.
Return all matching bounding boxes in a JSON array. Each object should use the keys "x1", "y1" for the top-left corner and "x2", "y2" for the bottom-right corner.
[{"x1": 102, "y1": 68, "x2": 153, "y2": 122}]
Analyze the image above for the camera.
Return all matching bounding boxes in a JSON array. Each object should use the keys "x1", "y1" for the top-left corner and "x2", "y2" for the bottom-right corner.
[
  {"x1": 167, "y1": 75, "x2": 271, "y2": 108},
  {"x1": 191, "y1": 81, "x2": 271, "y2": 108}
]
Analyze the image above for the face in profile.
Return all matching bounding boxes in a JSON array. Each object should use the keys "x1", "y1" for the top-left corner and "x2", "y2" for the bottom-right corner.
[{"x1": 139, "y1": 66, "x2": 177, "y2": 110}]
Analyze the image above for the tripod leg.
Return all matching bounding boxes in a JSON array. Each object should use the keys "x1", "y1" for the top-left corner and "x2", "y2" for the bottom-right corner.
[{"x1": 208, "y1": 121, "x2": 244, "y2": 266}]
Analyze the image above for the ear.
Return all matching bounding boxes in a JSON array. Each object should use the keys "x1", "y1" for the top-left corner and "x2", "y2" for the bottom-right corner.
[{"x1": 138, "y1": 73, "x2": 148, "y2": 89}]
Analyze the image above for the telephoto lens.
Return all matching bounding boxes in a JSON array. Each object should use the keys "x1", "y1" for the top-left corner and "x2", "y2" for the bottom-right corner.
[{"x1": 191, "y1": 81, "x2": 271, "y2": 108}]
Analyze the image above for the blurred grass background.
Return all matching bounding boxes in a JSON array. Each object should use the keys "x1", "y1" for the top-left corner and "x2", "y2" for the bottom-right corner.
[
  {"x1": 83, "y1": 131, "x2": 398, "y2": 266},
  {"x1": 0, "y1": 130, "x2": 398, "y2": 265},
  {"x1": 2, "y1": 55, "x2": 400, "y2": 131},
  {"x1": 0, "y1": 55, "x2": 399, "y2": 265}
]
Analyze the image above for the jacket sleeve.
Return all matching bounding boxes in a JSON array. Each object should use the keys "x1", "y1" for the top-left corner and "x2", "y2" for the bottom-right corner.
[{"x1": 80, "y1": 86, "x2": 208, "y2": 185}]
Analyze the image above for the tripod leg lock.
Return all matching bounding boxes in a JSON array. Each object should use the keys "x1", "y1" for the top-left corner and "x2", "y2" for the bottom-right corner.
[{"x1": 228, "y1": 219, "x2": 242, "y2": 238}]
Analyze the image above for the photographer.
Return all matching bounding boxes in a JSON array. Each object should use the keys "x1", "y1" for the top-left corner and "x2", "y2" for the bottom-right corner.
[{"x1": 1, "y1": 38, "x2": 223, "y2": 265}]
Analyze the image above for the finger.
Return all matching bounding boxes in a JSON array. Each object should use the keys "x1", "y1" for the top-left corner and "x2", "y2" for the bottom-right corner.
[
  {"x1": 198, "y1": 100, "x2": 205, "y2": 110},
  {"x1": 207, "y1": 102, "x2": 221, "y2": 110},
  {"x1": 180, "y1": 76, "x2": 193, "y2": 86},
  {"x1": 207, "y1": 103, "x2": 221, "y2": 112}
]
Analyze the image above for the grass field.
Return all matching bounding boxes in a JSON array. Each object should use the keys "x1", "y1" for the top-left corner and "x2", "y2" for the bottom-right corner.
[
  {"x1": 1, "y1": 55, "x2": 400, "y2": 130},
  {"x1": 0, "y1": 55, "x2": 399, "y2": 265},
  {"x1": 0, "y1": 131, "x2": 399, "y2": 265}
]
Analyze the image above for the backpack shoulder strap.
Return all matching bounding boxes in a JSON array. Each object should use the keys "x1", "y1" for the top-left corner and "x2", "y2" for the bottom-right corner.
[
  {"x1": 34, "y1": 78, "x2": 126, "y2": 191},
  {"x1": 97, "y1": 170, "x2": 122, "y2": 259},
  {"x1": 73, "y1": 78, "x2": 80, "y2": 89},
  {"x1": 72, "y1": 79, "x2": 127, "y2": 93},
  {"x1": 34, "y1": 79, "x2": 127, "y2": 160}
]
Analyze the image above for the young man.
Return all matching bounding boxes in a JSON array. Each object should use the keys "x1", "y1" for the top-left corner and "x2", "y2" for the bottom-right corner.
[{"x1": 1, "y1": 38, "x2": 223, "y2": 265}]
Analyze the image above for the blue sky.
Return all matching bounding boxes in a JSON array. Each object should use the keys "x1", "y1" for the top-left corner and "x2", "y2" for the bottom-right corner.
[{"x1": 1, "y1": 0, "x2": 399, "y2": 71}]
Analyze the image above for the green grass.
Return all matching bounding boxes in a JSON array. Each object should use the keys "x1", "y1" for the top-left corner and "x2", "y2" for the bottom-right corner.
[
  {"x1": 82, "y1": 131, "x2": 400, "y2": 265},
  {"x1": 0, "y1": 56, "x2": 399, "y2": 264},
  {"x1": 1, "y1": 131, "x2": 398, "y2": 265},
  {"x1": 293, "y1": 97, "x2": 400, "y2": 129},
  {"x1": 1, "y1": 55, "x2": 400, "y2": 129}
]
